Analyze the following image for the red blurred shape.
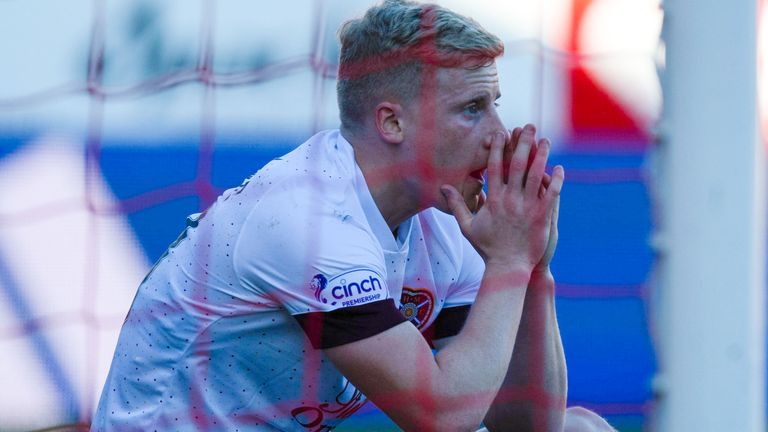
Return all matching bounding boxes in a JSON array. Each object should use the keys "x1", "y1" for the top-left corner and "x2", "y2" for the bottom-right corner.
[{"x1": 567, "y1": 0, "x2": 649, "y2": 149}]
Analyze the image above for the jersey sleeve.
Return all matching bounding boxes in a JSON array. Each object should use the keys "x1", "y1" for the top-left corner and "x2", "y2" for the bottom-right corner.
[
  {"x1": 233, "y1": 178, "x2": 405, "y2": 348},
  {"x1": 421, "y1": 304, "x2": 471, "y2": 347}
]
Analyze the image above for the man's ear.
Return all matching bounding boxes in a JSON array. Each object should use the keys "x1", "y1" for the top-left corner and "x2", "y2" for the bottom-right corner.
[{"x1": 374, "y1": 102, "x2": 405, "y2": 144}]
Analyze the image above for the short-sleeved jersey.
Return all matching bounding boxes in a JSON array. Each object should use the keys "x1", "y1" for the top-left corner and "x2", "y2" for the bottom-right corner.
[{"x1": 91, "y1": 130, "x2": 485, "y2": 431}]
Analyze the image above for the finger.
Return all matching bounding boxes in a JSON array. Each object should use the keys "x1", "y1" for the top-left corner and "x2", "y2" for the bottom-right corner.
[
  {"x1": 486, "y1": 132, "x2": 505, "y2": 194},
  {"x1": 539, "y1": 172, "x2": 552, "y2": 198},
  {"x1": 441, "y1": 185, "x2": 474, "y2": 235},
  {"x1": 507, "y1": 127, "x2": 523, "y2": 153},
  {"x1": 525, "y1": 138, "x2": 550, "y2": 197},
  {"x1": 509, "y1": 124, "x2": 535, "y2": 190},
  {"x1": 545, "y1": 165, "x2": 565, "y2": 204},
  {"x1": 527, "y1": 140, "x2": 539, "y2": 169},
  {"x1": 551, "y1": 195, "x2": 560, "y2": 228},
  {"x1": 503, "y1": 127, "x2": 523, "y2": 182},
  {"x1": 542, "y1": 172, "x2": 552, "y2": 188}
]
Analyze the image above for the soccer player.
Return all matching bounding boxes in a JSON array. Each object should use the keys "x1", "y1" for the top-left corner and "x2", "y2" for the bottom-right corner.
[{"x1": 92, "y1": 1, "x2": 615, "y2": 431}]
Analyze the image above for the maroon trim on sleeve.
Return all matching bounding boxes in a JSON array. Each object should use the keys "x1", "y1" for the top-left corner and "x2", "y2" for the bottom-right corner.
[
  {"x1": 294, "y1": 299, "x2": 408, "y2": 349},
  {"x1": 422, "y1": 304, "x2": 471, "y2": 347}
]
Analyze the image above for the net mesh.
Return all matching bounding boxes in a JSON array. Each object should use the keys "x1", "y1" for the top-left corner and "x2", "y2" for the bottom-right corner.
[{"x1": 0, "y1": 0, "x2": 658, "y2": 430}]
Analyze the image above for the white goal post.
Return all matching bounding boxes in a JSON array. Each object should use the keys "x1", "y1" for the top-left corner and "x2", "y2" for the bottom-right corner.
[{"x1": 655, "y1": 0, "x2": 766, "y2": 431}]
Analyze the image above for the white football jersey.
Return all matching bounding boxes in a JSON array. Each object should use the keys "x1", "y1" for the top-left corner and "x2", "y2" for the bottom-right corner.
[{"x1": 92, "y1": 130, "x2": 484, "y2": 431}]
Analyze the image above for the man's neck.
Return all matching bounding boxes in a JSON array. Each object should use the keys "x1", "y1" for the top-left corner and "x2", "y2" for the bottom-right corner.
[
  {"x1": 358, "y1": 157, "x2": 420, "y2": 231},
  {"x1": 344, "y1": 130, "x2": 422, "y2": 231}
]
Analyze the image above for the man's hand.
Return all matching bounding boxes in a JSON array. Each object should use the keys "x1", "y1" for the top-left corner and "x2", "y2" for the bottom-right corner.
[
  {"x1": 533, "y1": 194, "x2": 559, "y2": 274},
  {"x1": 442, "y1": 124, "x2": 564, "y2": 271},
  {"x1": 505, "y1": 126, "x2": 561, "y2": 275}
]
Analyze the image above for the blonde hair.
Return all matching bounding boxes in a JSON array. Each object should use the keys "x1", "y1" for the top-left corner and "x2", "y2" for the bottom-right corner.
[{"x1": 337, "y1": 0, "x2": 504, "y2": 132}]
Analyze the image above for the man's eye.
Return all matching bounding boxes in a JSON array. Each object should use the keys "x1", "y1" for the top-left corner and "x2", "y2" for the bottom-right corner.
[{"x1": 464, "y1": 104, "x2": 480, "y2": 115}]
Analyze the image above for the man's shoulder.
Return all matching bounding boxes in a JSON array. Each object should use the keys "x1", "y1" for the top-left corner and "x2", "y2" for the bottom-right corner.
[
  {"x1": 254, "y1": 130, "x2": 357, "y2": 195},
  {"x1": 238, "y1": 130, "x2": 372, "y2": 237}
]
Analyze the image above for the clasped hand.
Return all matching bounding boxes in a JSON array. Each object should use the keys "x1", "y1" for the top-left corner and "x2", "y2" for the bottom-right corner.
[{"x1": 442, "y1": 124, "x2": 564, "y2": 273}]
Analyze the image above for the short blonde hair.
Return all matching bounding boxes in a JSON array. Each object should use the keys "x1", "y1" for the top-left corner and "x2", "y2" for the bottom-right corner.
[{"x1": 337, "y1": 0, "x2": 504, "y2": 132}]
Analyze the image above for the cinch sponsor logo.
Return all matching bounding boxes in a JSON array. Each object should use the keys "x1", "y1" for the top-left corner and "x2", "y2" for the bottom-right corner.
[{"x1": 310, "y1": 269, "x2": 386, "y2": 307}]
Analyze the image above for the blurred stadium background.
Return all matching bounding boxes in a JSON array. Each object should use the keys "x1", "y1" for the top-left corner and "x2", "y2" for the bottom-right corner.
[{"x1": 0, "y1": 0, "x2": 763, "y2": 430}]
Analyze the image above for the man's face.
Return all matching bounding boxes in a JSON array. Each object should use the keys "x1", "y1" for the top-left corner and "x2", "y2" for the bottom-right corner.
[{"x1": 405, "y1": 62, "x2": 504, "y2": 213}]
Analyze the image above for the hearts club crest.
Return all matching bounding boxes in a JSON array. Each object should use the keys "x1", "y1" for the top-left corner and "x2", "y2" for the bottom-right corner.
[{"x1": 399, "y1": 287, "x2": 435, "y2": 330}]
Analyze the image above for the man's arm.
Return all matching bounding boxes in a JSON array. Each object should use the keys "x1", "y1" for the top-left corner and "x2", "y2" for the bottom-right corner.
[
  {"x1": 483, "y1": 269, "x2": 567, "y2": 432},
  {"x1": 326, "y1": 127, "x2": 564, "y2": 431},
  {"x1": 430, "y1": 273, "x2": 567, "y2": 432},
  {"x1": 326, "y1": 262, "x2": 530, "y2": 431},
  {"x1": 476, "y1": 127, "x2": 566, "y2": 431},
  {"x1": 481, "y1": 172, "x2": 567, "y2": 430},
  {"x1": 433, "y1": 258, "x2": 567, "y2": 431}
]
